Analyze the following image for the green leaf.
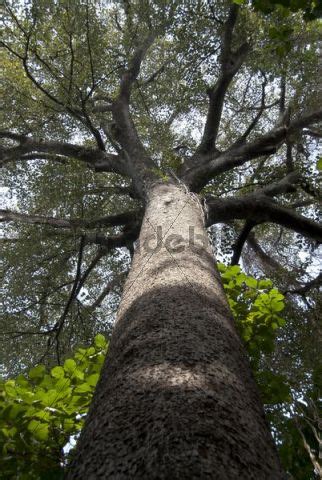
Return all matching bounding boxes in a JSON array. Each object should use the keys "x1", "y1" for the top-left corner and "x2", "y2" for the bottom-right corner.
[
  {"x1": 245, "y1": 277, "x2": 258, "y2": 289},
  {"x1": 94, "y1": 334, "x2": 107, "y2": 349},
  {"x1": 9, "y1": 404, "x2": 26, "y2": 420},
  {"x1": 51, "y1": 366, "x2": 65, "y2": 379},
  {"x1": 54, "y1": 378, "x2": 71, "y2": 391},
  {"x1": 317, "y1": 157, "x2": 322, "y2": 170},
  {"x1": 64, "y1": 359, "x2": 76, "y2": 374},
  {"x1": 63, "y1": 417, "x2": 76, "y2": 432},
  {"x1": 29, "y1": 365, "x2": 46, "y2": 380},
  {"x1": 34, "y1": 410, "x2": 51, "y2": 422},
  {"x1": 15, "y1": 375, "x2": 29, "y2": 387},
  {"x1": 27, "y1": 420, "x2": 49, "y2": 441},
  {"x1": 86, "y1": 373, "x2": 99, "y2": 387},
  {"x1": 74, "y1": 383, "x2": 92, "y2": 394},
  {"x1": 4, "y1": 380, "x2": 16, "y2": 397},
  {"x1": 36, "y1": 389, "x2": 58, "y2": 407},
  {"x1": 71, "y1": 369, "x2": 84, "y2": 381},
  {"x1": 277, "y1": 317, "x2": 286, "y2": 327}
]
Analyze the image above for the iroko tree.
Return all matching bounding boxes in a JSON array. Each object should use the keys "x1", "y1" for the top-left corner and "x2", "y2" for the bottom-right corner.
[{"x1": 1, "y1": 1, "x2": 321, "y2": 478}]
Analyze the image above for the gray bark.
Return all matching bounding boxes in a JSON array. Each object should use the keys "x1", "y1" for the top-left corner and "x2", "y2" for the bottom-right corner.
[{"x1": 67, "y1": 183, "x2": 285, "y2": 479}]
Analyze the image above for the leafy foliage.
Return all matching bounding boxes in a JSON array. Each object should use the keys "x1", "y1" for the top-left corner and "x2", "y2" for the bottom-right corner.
[
  {"x1": 235, "y1": 0, "x2": 322, "y2": 20},
  {"x1": 0, "y1": 334, "x2": 108, "y2": 479},
  {"x1": 219, "y1": 264, "x2": 321, "y2": 478},
  {"x1": 218, "y1": 263, "x2": 290, "y2": 404}
]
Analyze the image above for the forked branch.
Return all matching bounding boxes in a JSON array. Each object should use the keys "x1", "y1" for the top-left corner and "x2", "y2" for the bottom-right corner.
[
  {"x1": 185, "y1": 109, "x2": 322, "y2": 191},
  {"x1": 192, "y1": 4, "x2": 249, "y2": 158}
]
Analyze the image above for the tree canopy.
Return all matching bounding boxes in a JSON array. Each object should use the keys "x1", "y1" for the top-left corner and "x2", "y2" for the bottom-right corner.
[{"x1": 0, "y1": 0, "x2": 321, "y2": 478}]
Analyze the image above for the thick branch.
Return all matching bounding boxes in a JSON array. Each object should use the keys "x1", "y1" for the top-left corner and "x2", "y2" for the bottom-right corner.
[
  {"x1": 0, "y1": 209, "x2": 141, "y2": 230},
  {"x1": 192, "y1": 4, "x2": 249, "y2": 157},
  {"x1": 260, "y1": 171, "x2": 300, "y2": 197},
  {"x1": 119, "y1": 33, "x2": 155, "y2": 101},
  {"x1": 206, "y1": 194, "x2": 322, "y2": 243},
  {"x1": 0, "y1": 131, "x2": 126, "y2": 174},
  {"x1": 185, "y1": 109, "x2": 322, "y2": 191},
  {"x1": 221, "y1": 4, "x2": 239, "y2": 64},
  {"x1": 231, "y1": 220, "x2": 256, "y2": 265},
  {"x1": 108, "y1": 35, "x2": 157, "y2": 195},
  {"x1": 303, "y1": 127, "x2": 322, "y2": 139}
]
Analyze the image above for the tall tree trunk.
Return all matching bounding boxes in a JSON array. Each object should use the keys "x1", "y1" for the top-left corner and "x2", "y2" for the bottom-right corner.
[{"x1": 67, "y1": 183, "x2": 285, "y2": 479}]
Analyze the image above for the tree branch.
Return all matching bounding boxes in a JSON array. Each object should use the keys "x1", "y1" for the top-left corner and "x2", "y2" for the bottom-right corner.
[
  {"x1": 0, "y1": 208, "x2": 142, "y2": 230},
  {"x1": 0, "y1": 131, "x2": 126, "y2": 174},
  {"x1": 90, "y1": 271, "x2": 128, "y2": 310},
  {"x1": 259, "y1": 171, "x2": 300, "y2": 197},
  {"x1": 119, "y1": 33, "x2": 155, "y2": 101},
  {"x1": 85, "y1": 224, "x2": 140, "y2": 250},
  {"x1": 191, "y1": 4, "x2": 249, "y2": 158},
  {"x1": 185, "y1": 109, "x2": 322, "y2": 191},
  {"x1": 109, "y1": 34, "x2": 158, "y2": 195},
  {"x1": 143, "y1": 64, "x2": 165, "y2": 85},
  {"x1": 206, "y1": 194, "x2": 322, "y2": 243},
  {"x1": 303, "y1": 127, "x2": 322, "y2": 139},
  {"x1": 52, "y1": 236, "x2": 86, "y2": 363},
  {"x1": 74, "y1": 248, "x2": 108, "y2": 299},
  {"x1": 231, "y1": 220, "x2": 256, "y2": 265},
  {"x1": 284, "y1": 272, "x2": 322, "y2": 295},
  {"x1": 16, "y1": 153, "x2": 69, "y2": 165}
]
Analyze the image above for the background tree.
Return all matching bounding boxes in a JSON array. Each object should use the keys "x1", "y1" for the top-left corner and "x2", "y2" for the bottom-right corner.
[{"x1": 1, "y1": 0, "x2": 321, "y2": 478}]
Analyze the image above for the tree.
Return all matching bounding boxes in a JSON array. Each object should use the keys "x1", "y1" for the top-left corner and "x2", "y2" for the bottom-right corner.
[{"x1": 1, "y1": 0, "x2": 321, "y2": 478}]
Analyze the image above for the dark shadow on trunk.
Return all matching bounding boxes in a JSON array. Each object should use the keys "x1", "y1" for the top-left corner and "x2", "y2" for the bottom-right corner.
[{"x1": 67, "y1": 284, "x2": 285, "y2": 480}]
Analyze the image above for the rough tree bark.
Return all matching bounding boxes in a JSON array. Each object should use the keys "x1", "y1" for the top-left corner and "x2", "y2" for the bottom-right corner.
[{"x1": 67, "y1": 183, "x2": 285, "y2": 479}]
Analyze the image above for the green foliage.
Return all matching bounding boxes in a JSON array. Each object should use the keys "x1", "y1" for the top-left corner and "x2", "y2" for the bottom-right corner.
[
  {"x1": 0, "y1": 334, "x2": 108, "y2": 479},
  {"x1": 250, "y1": 0, "x2": 322, "y2": 20},
  {"x1": 277, "y1": 411, "x2": 319, "y2": 479},
  {"x1": 268, "y1": 24, "x2": 294, "y2": 55},
  {"x1": 219, "y1": 263, "x2": 322, "y2": 478},
  {"x1": 218, "y1": 263, "x2": 291, "y2": 405},
  {"x1": 218, "y1": 264, "x2": 284, "y2": 357},
  {"x1": 317, "y1": 157, "x2": 322, "y2": 171},
  {"x1": 1, "y1": 158, "x2": 130, "y2": 373}
]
